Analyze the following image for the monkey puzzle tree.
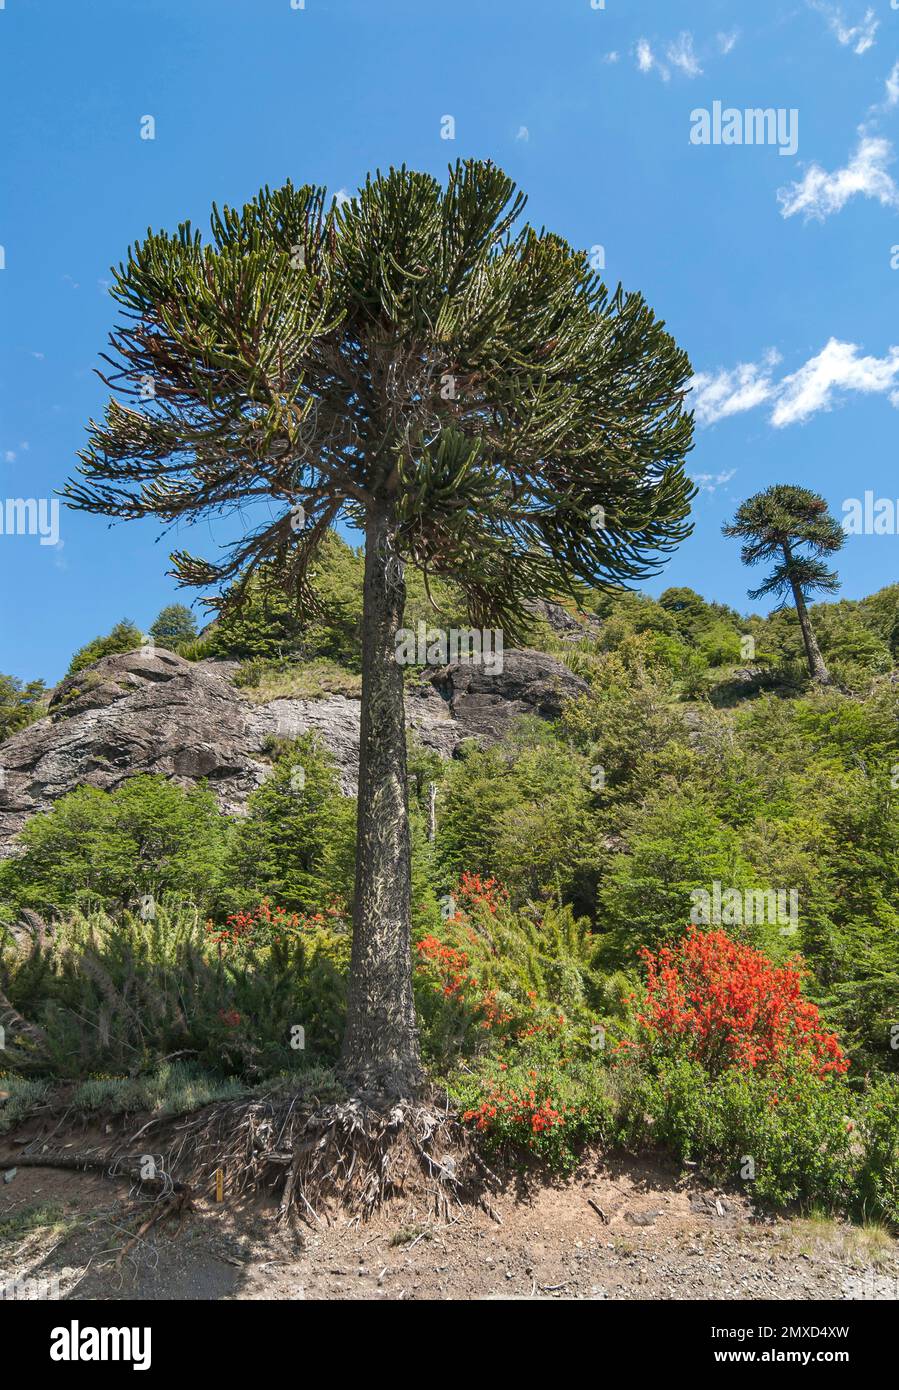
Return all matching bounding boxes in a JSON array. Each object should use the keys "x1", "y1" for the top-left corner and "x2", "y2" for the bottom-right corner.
[
  {"x1": 723, "y1": 484, "x2": 843, "y2": 686},
  {"x1": 64, "y1": 162, "x2": 695, "y2": 1094}
]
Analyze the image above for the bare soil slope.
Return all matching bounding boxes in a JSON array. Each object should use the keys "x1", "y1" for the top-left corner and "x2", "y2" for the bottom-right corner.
[{"x1": 2, "y1": 1133, "x2": 895, "y2": 1302}]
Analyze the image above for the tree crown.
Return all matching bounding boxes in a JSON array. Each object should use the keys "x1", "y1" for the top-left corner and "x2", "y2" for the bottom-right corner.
[
  {"x1": 64, "y1": 162, "x2": 695, "y2": 640},
  {"x1": 723, "y1": 484, "x2": 843, "y2": 605}
]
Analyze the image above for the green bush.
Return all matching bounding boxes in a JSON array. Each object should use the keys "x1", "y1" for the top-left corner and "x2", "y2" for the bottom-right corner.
[
  {"x1": 224, "y1": 734, "x2": 356, "y2": 914},
  {"x1": 614, "y1": 1056, "x2": 854, "y2": 1211},
  {"x1": 0, "y1": 674, "x2": 47, "y2": 740},
  {"x1": 67, "y1": 619, "x2": 144, "y2": 676},
  {"x1": 856, "y1": 1075, "x2": 899, "y2": 1225},
  {"x1": 0, "y1": 775, "x2": 228, "y2": 919},
  {"x1": 1, "y1": 900, "x2": 348, "y2": 1081},
  {"x1": 149, "y1": 603, "x2": 198, "y2": 650}
]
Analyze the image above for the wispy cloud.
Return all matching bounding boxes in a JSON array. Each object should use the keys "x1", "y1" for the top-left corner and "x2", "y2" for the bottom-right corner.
[
  {"x1": 810, "y1": 2, "x2": 879, "y2": 54},
  {"x1": 634, "y1": 32, "x2": 703, "y2": 82},
  {"x1": 773, "y1": 340, "x2": 899, "y2": 425},
  {"x1": 777, "y1": 133, "x2": 899, "y2": 219},
  {"x1": 717, "y1": 31, "x2": 740, "y2": 56},
  {"x1": 883, "y1": 61, "x2": 899, "y2": 109},
  {"x1": 691, "y1": 340, "x2": 899, "y2": 428},
  {"x1": 636, "y1": 38, "x2": 661, "y2": 78},
  {"x1": 692, "y1": 468, "x2": 737, "y2": 494},
  {"x1": 691, "y1": 351, "x2": 782, "y2": 427},
  {"x1": 667, "y1": 32, "x2": 702, "y2": 78}
]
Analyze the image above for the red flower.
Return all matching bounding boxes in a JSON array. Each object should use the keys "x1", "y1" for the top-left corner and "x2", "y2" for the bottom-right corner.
[{"x1": 631, "y1": 928, "x2": 848, "y2": 1079}]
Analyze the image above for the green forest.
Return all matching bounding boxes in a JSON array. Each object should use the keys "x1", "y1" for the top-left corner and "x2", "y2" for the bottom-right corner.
[{"x1": 3, "y1": 524, "x2": 899, "y2": 1222}]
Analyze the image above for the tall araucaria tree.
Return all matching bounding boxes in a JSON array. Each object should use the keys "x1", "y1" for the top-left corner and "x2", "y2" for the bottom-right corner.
[
  {"x1": 723, "y1": 484, "x2": 843, "y2": 686},
  {"x1": 64, "y1": 162, "x2": 695, "y2": 1095}
]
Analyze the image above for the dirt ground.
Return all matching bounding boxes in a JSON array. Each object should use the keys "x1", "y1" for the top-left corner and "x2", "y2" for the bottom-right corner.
[{"x1": 2, "y1": 1126, "x2": 897, "y2": 1301}]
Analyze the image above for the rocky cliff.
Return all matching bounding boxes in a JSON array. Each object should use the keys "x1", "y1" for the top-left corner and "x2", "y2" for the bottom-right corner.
[{"x1": 0, "y1": 646, "x2": 586, "y2": 855}]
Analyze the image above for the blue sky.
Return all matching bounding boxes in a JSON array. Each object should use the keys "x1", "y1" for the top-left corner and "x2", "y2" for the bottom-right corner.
[{"x1": 1, "y1": 0, "x2": 897, "y2": 683}]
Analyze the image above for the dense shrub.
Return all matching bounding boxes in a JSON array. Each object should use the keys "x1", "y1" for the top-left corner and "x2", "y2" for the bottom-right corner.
[
  {"x1": 1, "y1": 900, "x2": 347, "y2": 1080},
  {"x1": 66, "y1": 619, "x2": 144, "y2": 676},
  {"x1": 415, "y1": 872, "x2": 604, "y2": 1064},
  {"x1": 855, "y1": 1075, "x2": 899, "y2": 1225},
  {"x1": 148, "y1": 603, "x2": 197, "y2": 650},
  {"x1": 614, "y1": 1056, "x2": 855, "y2": 1210},
  {"x1": 434, "y1": 724, "x2": 598, "y2": 913},
  {"x1": 224, "y1": 734, "x2": 356, "y2": 914},
  {"x1": 0, "y1": 673, "x2": 47, "y2": 739},
  {"x1": 628, "y1": 928, "x2": 848, "y2": 1078},
  {"x1": 0, "y1": 775, "x2": 228, "y2": 918}
]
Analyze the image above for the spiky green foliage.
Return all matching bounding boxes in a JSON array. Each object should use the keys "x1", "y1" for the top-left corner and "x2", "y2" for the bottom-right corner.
[
  {"x1": 723, "y1": 485, "x2": 844, "y2": 608},
  {"x1": 64, "y1": 162, "x2": 695, "y2": 640},
  {"x1": 1, "y1": 902, "x2": 347, "y2": 1079}
]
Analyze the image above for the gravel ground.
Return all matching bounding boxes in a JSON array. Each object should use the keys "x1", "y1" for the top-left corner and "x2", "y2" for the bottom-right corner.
[{"x1": 2, "y1": 1145, "x2": 896, "y2": 1302}]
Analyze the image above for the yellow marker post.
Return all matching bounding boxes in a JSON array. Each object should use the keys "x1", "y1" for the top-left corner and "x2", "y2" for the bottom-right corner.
[{"x1": 215, "y1": 1167, "x2": 224, "y2": 1202}]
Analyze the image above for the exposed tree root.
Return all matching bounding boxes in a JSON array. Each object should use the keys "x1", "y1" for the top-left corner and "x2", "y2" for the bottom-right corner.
[
  {"x1": 3, "y1": 1091, "x2": 501, "y2": 1226},
  {"x1": 167, "y1": 1091, "x2": 499, "y2": 1225}
]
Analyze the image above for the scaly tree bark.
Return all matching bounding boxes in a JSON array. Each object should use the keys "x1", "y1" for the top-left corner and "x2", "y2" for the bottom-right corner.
[
  {"x1": 64, "y1": 163, "x2": 696, "y2": 1094},
  {"x1": 342, "y1": 497, "x2": 421, "y2": 1091}
]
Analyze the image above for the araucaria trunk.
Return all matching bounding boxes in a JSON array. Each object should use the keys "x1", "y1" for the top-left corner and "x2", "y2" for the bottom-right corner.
[
  {"x1": 788, "y1": 566, "x2": 831, "y2": 686},
  {"x1": 339, "y1": 500, "x2": 423, "y2": 1095}
]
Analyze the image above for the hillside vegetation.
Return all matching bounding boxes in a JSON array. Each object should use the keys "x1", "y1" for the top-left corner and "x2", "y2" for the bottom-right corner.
[{"x1": 2, "y1": 531, "x2": 898, "y2": 1222}]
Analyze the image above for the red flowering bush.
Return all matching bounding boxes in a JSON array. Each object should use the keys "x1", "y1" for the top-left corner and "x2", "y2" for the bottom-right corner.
[
  {"x1": 205, "y1": 897, "x2": 348, "y2": 959},
  {"x1": 627, "y1": 928, "x2": 848, "y2": 1079},
  {"x1": 454, "y1": 1026, "x2": 616, "y2": 1171},
  {"x1": 454, "y1": 872, "x2": 509, "y2": 916}
]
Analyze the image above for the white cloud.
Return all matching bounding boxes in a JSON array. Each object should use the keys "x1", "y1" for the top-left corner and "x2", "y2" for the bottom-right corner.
[
  {"x1": 777, "y1": 133, "x2": 899, "y2": 219},
  {"x1": 772, "y1": 339, "x2": 899, "y2": 425},
  {"x1": 692, "y1": 469, "x2": 737, "y2": 494},
  {"x1": 884, "y1": 61, "x2": 899, "y2": 108},
  {"x1": 634, "y1": 32, "x2": 704, "y2": 82},
  {"x1": 717, "y1": 31, "x2": 740, "y2": 56},
  {"x1": 810, "y1": 2, "x2": 879, "y2": 54},
  {"x1": 4, "y1": 451, "x2": 16, "y2": 463},
  {"x1": 666, "y1": 32, "x2": 702, "y2": 78},
  {"x1": 691, "y1": 340, "x2": 899, "y2": 428},
  {"x1": 636, "y1": 38, "x2": 662, "y2": 78},
  {"x1": 690, "y1": 350, "x2": 782, "y2": 426},
  {"x1": 515, "y1": 125, "x2": 529, "y2": 142},
  {"x1": 603, "y1": 51, "x2": 620, "y2": 65}
]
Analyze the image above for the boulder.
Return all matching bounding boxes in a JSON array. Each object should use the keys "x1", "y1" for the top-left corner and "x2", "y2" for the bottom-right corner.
[{"x1": 429, "y1": 647, "x2": 588, "y2": 742}]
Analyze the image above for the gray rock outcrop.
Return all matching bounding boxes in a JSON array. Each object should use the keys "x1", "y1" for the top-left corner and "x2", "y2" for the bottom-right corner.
[{"x1": 0, "y1": 646, "x2": 586, "y2": 856}]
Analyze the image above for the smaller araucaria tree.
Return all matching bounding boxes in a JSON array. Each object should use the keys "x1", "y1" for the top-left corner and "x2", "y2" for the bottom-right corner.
[{"x1": 723, "y1": 484, "x2": 843, "y2": 685}]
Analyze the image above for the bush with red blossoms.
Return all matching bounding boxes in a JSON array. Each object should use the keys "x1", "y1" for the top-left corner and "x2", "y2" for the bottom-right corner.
[
  {"x1": 626, "y1": 927, "x2": 848, "y2": 1079},
  {"x1": 205, "y1": 897, "x2": 348, "y2": 959}
]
